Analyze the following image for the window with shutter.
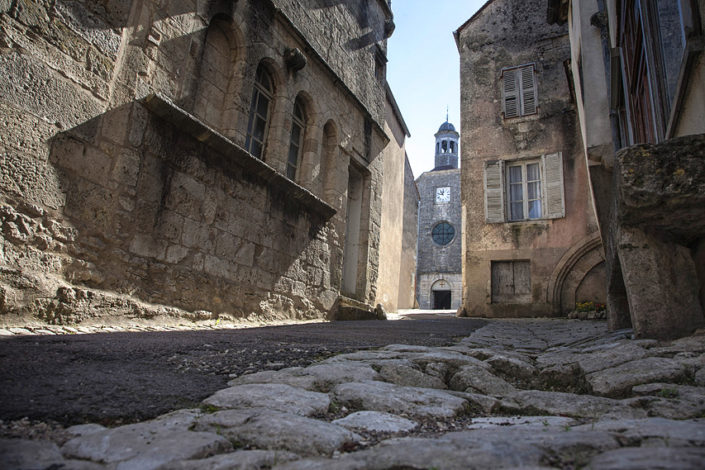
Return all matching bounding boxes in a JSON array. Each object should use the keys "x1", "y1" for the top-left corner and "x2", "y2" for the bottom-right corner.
[
  {"x1": 484, "y1": 160, "x2": 505, "y2": 223},
  {"x1": 502, "y1": 69, "x2": 519, "y2": 118},
  {"x1": 542, "y1": 152, "x2": 565, "y2": 219},
  {"x1": 521, "y1": 66, "x2": 537, "y2": 115},
  {"x1": 485, "y1": 153, "x2": 564, "y2": 224},
  {"x1": 501, "y1": 64, "x2": 538, "y2": 118}
]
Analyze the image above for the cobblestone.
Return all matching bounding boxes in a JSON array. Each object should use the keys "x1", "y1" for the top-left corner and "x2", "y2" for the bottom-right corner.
[{"x1": 2, "y1": 318, "x2": 704, "y2": 469}]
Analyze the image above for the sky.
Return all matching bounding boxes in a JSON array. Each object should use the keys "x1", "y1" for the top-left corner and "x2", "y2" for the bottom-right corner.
[{"x1": 386, "y1": 0, "x2": 487, "y2": 178}]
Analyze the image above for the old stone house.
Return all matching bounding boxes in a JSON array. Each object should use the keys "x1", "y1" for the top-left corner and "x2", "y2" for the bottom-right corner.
[
  {"x1": 548, "y1": 0, "x2": 705, "y2": 338},
  {"x1": 415, "y1": 120, "x2": 462, "y2": 310},
  {"x1": 376, "y1": 84, "x2": 419, "y2": 313},
  {"x1": 0, "y1": 0, "x2": 403, "y2": 325},
  {"x1": 455, "y1": 0, "x2": 606, "y2": 318}
]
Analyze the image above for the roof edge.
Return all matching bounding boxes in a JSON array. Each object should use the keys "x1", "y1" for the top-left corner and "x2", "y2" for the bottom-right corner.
[
  {"x1": 454, "y1": 0, "x2": 498, "y2": 40},
  {"x1": 385, "y1": 81, "x2": 411, "y2": 138}
]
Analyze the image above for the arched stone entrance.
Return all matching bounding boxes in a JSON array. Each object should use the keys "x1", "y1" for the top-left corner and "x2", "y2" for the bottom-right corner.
[
  {"x1": 548, "y1": 234, "x2": 607, "y2": 315},
  {"x1": 431, "y1": 279, "x2": 453, "y2": 310}
]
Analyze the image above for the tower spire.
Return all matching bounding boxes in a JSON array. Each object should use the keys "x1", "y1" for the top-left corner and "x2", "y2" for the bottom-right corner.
[{"x1": 446, "y1": 106, "x2": 449, "y2": 122}]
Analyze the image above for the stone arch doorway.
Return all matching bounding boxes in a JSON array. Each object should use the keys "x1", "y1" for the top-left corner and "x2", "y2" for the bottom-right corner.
[
  {"x1": 431, "y1": 279, "x2": 453, "y2": 310},
  {"x1": 548, "y1": 234, "x2": 607, "y2": 315}
]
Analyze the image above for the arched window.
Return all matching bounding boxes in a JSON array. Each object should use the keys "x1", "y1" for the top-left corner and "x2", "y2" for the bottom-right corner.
[
  {"x1": 245, "y1": 65, "x2": 274, "y2": 159},
  {"x1": 286, "y1": 97, "x2": 307, "y2": 180}
]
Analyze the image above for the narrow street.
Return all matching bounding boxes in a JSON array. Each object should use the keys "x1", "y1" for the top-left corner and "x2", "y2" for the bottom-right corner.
[{"x1": 0, "y1": 314, "x2": 485, "y2": 425}]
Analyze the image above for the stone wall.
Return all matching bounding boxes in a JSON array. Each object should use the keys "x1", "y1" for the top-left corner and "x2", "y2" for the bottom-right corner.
[
  {"x1": 456, "y1": 0, "x2": 604, "y2": 317},
  {"x1": 0, "y1": 0, "x2": 391, "y2": 325},
  {"x1": 398, "y1": 156, "x2": 419, "y2": 309},
  {"x1": 376, "y1": 87, "x2": 417, "y2": 313}
]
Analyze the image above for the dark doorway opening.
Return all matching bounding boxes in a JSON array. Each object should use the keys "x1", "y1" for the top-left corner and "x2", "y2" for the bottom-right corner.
[{"x1": 433, "y1": 290, "x2": 451, "y2": 309}]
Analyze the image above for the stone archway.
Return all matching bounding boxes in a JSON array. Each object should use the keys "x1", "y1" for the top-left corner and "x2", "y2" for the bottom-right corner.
[
  {"x1": 548, "y1": 234, "x2": 607, "y2": 315},
  {"x1": 431, "y1": 279, "x2": 453, "y2": 310}
]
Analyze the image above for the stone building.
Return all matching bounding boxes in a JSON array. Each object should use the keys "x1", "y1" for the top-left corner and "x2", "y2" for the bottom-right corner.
[
  {"x1": 454, "y1": 0, "x2": 605, "y2": 318},
  {"x1": 376, "y1": 84, "x2": 419, "y2": 313},
  {"x1": 0, "y1": 0, "x2": 399, "y2": 325},
  {"x1": 415, "y1": 120, "x2": 462, "y2": 310},
  {"x1": 548, "y1": 0, "x2": 705, "y2": 338}
]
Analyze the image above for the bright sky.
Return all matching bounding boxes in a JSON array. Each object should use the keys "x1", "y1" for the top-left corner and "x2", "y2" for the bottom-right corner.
[{"x1": 386, "y1": 0, "x2": 487, "y2": 178}]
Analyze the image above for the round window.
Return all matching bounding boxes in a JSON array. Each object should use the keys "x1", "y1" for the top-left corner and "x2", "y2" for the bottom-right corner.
[{"x1": 432, "y1": 222, "x2": 455, "y2": 246}]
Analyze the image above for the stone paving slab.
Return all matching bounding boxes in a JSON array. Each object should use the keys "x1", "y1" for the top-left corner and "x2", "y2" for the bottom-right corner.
[
  {"x1": 332, "y1": 380, "x2": 469, "y2": 419},
  {"x1": 3, "y1": 318, "x2": 705, "y2": 469},
  {"x1": 194, "y1": 409, "x2": 361, "y2": 457},
  {"x1": 202, "y1": 383, "x2": 330, "y2": 417}
]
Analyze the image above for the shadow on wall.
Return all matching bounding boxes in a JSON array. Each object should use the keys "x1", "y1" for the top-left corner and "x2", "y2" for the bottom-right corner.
[
  {"x1": 47, "y1": 97, "x2": 337, "y2": 319},
  {"x1": 54, "y1": 0, "x2": 236, "y2": 29}
]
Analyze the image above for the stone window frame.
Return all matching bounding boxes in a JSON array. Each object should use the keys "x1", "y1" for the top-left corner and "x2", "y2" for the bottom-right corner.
[
  {"x1": 245, "y1": 64, "x2": 275, "y2": 160},
  {"x1": 286, "y1": 96, "x2": 307, "y2": 181},
  {"x1": 501, "y1": 63, "x2": 538, "y2": 119},
  {"x1": 484, "y1": 153, "x2": 565, "y2": 223}
]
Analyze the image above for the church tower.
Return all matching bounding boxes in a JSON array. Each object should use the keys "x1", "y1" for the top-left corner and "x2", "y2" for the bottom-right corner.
[
  {"x1": 434, "y1": 120, "x2": 459, "y2": 170},
  {"x1": 415, "y1": 118, "x2": 462, "y2": 310}
]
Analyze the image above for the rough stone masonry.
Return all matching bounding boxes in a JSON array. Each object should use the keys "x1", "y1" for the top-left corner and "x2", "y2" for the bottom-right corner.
[{"x1": 0, "y1": 0, "x2": 395, "y2": 326}]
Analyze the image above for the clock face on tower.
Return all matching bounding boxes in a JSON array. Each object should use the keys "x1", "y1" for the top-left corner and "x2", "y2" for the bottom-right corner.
[{"x1": 436, "y1": 187, "x2": 451, "y2": 203}]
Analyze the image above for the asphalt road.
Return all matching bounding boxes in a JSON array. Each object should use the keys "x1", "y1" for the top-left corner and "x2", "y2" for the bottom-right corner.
[{"x1": 0, "y1": 317, "x2": 486, "y2": 425}]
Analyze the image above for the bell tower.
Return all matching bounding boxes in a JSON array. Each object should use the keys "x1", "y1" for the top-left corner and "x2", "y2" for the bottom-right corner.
[{"x1": 434, "y1": 115, "x2": 459, "y2": 170}]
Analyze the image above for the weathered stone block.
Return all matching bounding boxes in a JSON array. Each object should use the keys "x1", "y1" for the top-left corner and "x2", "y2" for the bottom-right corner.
[
  {"x1": 617, "y1": 134, "x2": 705, "y2": 239},
  {"x1": 129, "y1": 234, "x2": 168, "y2": 260},
  {"x1": 12, "y1": 0, "x2": 50, "y2": 27},
  {"x1": 618, "y1": 227, "x2": 704, "y2": 339}
]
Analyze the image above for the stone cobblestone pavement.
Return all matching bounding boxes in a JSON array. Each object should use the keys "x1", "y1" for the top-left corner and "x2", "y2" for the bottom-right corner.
[{"x1": 2, "y1": 318, "x2": 705, "y2": 469}]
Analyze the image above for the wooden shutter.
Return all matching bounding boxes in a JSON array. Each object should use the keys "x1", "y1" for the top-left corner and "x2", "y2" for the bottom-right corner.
[
  {"x1": 542, "y1": 152, "x2": 565, "y2": 219},
  {"x1": 484, "y1": 160, "x2": 505, "y2": 223},
  {"x1": 520, "y1": 65, "x2": 537, "y2": 115},
  {"x1": 502, "y1": 69, "x2": 519, "y2": 118}
]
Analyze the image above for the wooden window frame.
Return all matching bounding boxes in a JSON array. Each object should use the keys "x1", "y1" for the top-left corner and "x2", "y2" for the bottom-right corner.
[
  {"x1": 484, "y1": 153, "x2": 564, "y2": 224},
  {"x1": 617, "y1": 0, "x2": 702, "y2": 144},
  {"x1": 506, "y1": 160, "x2": 542, "y2": 222},
  {"x1": 245, "y1": 65, "x2": 274, "y2": 159},
  {"x1": 286, "y1": 97, "x2": 306, "y2": 181},
  {"x1": 501, "y1": 64, "x2": 538, "y2": 119}
]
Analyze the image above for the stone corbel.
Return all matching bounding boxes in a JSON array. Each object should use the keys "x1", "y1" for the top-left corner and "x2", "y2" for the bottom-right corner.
[
  {"x1": 384, "y1": 18, "x2": 395, "y2": 38},
  {"x1": 284, "y1": 48, "x2": 307, "y2": 72}
]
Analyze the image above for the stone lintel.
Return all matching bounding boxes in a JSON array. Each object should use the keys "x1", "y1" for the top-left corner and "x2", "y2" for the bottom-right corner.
[{"x1": 142, "y1": 93, "x2": 336, "y2": 220}]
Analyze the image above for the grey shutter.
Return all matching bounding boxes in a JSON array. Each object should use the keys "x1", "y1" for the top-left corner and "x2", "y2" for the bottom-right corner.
[
  {"x1": 542, "y1": 152, "x2": 565, "y2": 219},
  {"x1": 520, "y1": 65, "x2": 537, "y2": 115},
  {"x1": 502, "y1": 69, "x2": 519, "y2": 118},
  {"x1": 484, "y1": 160, "x2": 505, "y2": 223}
]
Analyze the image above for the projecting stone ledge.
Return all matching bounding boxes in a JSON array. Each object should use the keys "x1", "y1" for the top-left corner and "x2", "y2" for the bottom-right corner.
[
  {"x1": 616, "y1": 133, "x2": 705, "y2": 240},
  {"x1": 142, "y1": 93, "x2": 337, "y2": 221}
]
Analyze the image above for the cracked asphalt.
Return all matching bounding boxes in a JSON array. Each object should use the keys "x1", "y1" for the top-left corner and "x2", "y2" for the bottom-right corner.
[{"x1": 0, "y1": 316, "x2": 485, "y2": 425}]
